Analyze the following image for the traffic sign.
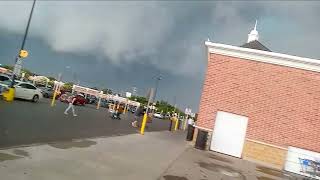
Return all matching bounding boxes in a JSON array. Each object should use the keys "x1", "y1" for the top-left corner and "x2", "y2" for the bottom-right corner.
[{"x1": 19, "y1": 50, "x2": 28, "y2": 58}]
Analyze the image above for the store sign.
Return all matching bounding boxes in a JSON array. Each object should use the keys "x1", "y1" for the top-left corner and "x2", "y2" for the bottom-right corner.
[
  {"x1": 285, "y1": 146, "x2": 320, "y2": 179},
  {"x1": 126, "y1": 92, "x2": 132, "y2": 98}
]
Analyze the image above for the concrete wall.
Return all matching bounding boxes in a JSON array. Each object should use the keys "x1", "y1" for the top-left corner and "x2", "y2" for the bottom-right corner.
[{"x1": 197, "y1": 52, "x2": 320, "y2": 153}]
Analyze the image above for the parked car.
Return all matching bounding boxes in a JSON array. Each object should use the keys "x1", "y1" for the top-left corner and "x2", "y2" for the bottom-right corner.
[
  {"x1": 0, "y1": 74, "x2": 11, "y2": 82},
  {"x1": 1, "y1": 81, "x2": 42, "y2": 102},
  {"x1": 153, "y1": 112, "x2": 164, "y2": 119},
  {"x1": 38, "y1": 87, "x2": 55, "y2": 98},
  {"x1": 86, "y1": 96, "x2": 97, "y2": 104},
  {"x1": 59, "y1": 93, "x2": 86, "y2": 106},
  {"x1": 15, "y1": 82, "x2": 43, "y2": 102},
  {"x1": 100, "y1": 99, "x2": 110, "y2": 108},
  {"x1": 74, "y1": 94, "x2": 86, "y2": 106}
]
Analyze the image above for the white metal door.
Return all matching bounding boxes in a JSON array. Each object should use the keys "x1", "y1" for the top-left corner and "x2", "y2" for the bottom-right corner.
[{"x1": 210, "y1": 111, "x2": 248, "y2": 158}]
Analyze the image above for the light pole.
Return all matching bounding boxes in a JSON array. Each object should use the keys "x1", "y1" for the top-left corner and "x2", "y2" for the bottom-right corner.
[
  {"x1": 153, "y1": 74, "x2": 162, "y2": 104},
  {"x1": 11, "y1": 0, "x2": 36, "y2": 87},
  {"x1": 4, "y1": 0, "x2": 36, "y2": 102}
]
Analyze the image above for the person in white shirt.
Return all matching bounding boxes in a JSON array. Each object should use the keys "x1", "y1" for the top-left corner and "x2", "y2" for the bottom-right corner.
[
  {"x1": 187, "y1": 117, "x2": 194, "y2": 126},
  {"x1": 64, "y1": 95, "x2": 77, "y2": 116}
]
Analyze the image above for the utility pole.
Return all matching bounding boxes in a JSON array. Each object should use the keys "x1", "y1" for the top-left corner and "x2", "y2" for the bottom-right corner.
[
  {"x1": 140, "y1": 88, "x2": 154, "y2": 135},
  {"x1": 152, "y1": 74, "x2": 162, "y2": 103},
  {"x1": 173, "y1": 96, "x2": 177, "y2": 112},
  {"x1": 5, "y1": 0, "x2": 36, "y2": 102}
]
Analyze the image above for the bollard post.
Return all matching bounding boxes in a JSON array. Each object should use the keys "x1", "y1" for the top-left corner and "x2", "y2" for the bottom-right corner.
[
  {"x1": 51, "y1": 89, "x2": 57, "y2": 107},
  {"x1": 96, "y1": 97, "x2": 101, "y2": 109},
  {"x1": 174, "y1": 117, "x2": 179, "y2": 131},
  {"x1": 123, "y1": 103, "x2": 127, "y2": 114},
  {"x1": 140, "y1": 113, "x2": 148, "y2": 135},
  {"x1": 96, "y1": 91, "x2": 103, "y2": 110},
  {"x1": 3, "y1": 88, "x2": 15, "y2": 102}
]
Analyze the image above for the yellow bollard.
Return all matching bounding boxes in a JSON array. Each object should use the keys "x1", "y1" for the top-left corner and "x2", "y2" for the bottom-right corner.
[
  {"x1": 3, "y1": 88, "x2": 15, "y2": 102},
  {"x1": 140, "y1": 113, "x2": 148, "y2": 135},
  {"x1": 51, "y1": 90, "x2": 57, "y2": 107},
  {"x1": 174, "y1": 118, "x2": 179, "y2": 131},
  {"x1": 96, "y1": 98, "x2": 101, "y2": 110},
  {"x1": 183, "y1": 119, "x2": 187, "y2": 131},
  {"x1": 123, "y1": 104, "x2": 127, "y2": 114}
]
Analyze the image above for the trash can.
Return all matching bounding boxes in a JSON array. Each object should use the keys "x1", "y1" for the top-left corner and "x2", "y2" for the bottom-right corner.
[
  {"x1": 186, "y1": 125, "x2": 195, "y2": 141},
  {"x1": 195, "y1": 129, "x2": 208, "y2": 150}
]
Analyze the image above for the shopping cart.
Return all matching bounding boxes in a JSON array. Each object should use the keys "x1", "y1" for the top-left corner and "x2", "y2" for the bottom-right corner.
[{"x1": 299, "y1": 158, "x2": 320, "y2": 177}]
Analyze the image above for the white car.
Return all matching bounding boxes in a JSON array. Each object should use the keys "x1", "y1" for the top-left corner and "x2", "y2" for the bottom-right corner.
[
  {"x1": 1, "y1": 81, "x2": 42, "y2": 102},
  {"x1": 153, "y1": 113, "x2": 164, "y2": 119},
  {"x1": 15, "y1": 82, "x2": 43, "y2": 102},
  {"x1": 0, "y1": 74, "x2": 11, "y2": 82}
]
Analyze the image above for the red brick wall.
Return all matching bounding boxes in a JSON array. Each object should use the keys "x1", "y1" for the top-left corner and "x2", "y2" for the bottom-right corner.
[{"x1": 197, "y1": 53, "x2": 320, "y2": 152}]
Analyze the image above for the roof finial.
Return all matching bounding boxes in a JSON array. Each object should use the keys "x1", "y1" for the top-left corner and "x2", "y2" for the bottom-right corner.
[{"x1": 247, "y1": 20, "x2": 259, "y2": 43}]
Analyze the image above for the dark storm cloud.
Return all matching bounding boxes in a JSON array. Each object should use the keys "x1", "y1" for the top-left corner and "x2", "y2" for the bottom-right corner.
[{"x1": 0, "y1": 1, "x2": 320, "y2": 110}]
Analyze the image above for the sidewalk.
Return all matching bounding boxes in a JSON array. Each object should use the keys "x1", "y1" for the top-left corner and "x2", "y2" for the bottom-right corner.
[
  {"x1": 0, "y1": 131, "x2": 188, "y2": 180},
  {"x1": 0, "y1": 130, "x2": 307, "y2": 180},
  {"x1": 159, "y1": 147, "x2": 307, "y2": 180}
]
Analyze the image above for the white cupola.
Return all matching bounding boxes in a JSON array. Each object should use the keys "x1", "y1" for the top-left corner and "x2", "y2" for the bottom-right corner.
[{"x1": 247, "y1": 20, "x2": 259, "y2": 43}]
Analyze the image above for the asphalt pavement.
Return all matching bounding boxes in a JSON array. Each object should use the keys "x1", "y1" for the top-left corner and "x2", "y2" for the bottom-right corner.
[
  {"x1": 0, "y1": 98, "x2": 171, "y2": 148},
  {"x1": 0, "y1": 131, "x2": 188, "y2": 180}
]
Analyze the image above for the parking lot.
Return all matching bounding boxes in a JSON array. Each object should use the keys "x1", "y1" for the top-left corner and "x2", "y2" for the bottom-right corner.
[{"x1": 0, "y1": 98, "x2": 171, "y2": 148}]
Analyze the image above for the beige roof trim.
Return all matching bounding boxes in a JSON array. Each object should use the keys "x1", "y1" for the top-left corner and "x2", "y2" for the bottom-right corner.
[{"x1": 205, "y1": 41, "x2": 320, "y2": 73}]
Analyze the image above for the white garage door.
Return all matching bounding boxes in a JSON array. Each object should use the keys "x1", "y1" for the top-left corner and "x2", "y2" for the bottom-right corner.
[{"x1": 210, "y1": 111, "x2": 248, "y2": 158}]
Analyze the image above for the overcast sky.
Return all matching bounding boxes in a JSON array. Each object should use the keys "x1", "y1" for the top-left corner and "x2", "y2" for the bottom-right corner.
[{"x1": 0, "y1": 1, "x2": 320, "y2": 111}]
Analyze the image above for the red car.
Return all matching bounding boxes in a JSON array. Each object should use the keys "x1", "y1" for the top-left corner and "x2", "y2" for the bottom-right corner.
[{"x1": 59, "y1": 93, "x2": 86, "y2": 106}]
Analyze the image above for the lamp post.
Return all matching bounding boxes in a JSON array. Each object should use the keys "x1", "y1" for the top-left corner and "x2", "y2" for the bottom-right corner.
[
  {"x1": 153, "y1": 74, "x2": 162, "y2": 104},
  {"x1": 11, "y1": 0, "x2": 36, "y2": 87},
  {"x1": 4, "y1": 0, "x2": 36, "y2": 102}
]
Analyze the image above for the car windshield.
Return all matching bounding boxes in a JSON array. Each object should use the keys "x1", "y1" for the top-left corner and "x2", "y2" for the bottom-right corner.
[{"x1": 1, "y1": 80, "x2": 18, "y2": 86}]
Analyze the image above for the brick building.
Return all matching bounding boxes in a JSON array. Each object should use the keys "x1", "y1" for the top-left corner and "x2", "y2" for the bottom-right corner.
[{"x1": 195, "y1": 22, "x2": 320, "y2": 172}]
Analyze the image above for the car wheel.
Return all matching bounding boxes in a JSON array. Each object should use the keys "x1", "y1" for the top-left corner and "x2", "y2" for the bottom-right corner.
[
  {"x1": 32, "y1": 95, "x2": 39, "y2": 103},
  {"x1": 44, "y1": 93, "x2": 49, "y2": 98}
]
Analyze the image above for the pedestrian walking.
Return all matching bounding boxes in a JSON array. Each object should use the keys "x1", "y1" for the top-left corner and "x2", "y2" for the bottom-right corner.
[
  {"x1": 132, "y1": 106, "x2": 144, "y2": 127},
  {"x1": 114, "y1": 104, "x2": 124, "y2": 119},
  {"x1": 64, "y1": 95, "x2": 77, "y2": 116},
  {"x1": 187, "y1": 117, "x2": 194, "y2": 126},
  {"x1": 187, "y1": 117, "x2": 194, "y2": 131}
]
